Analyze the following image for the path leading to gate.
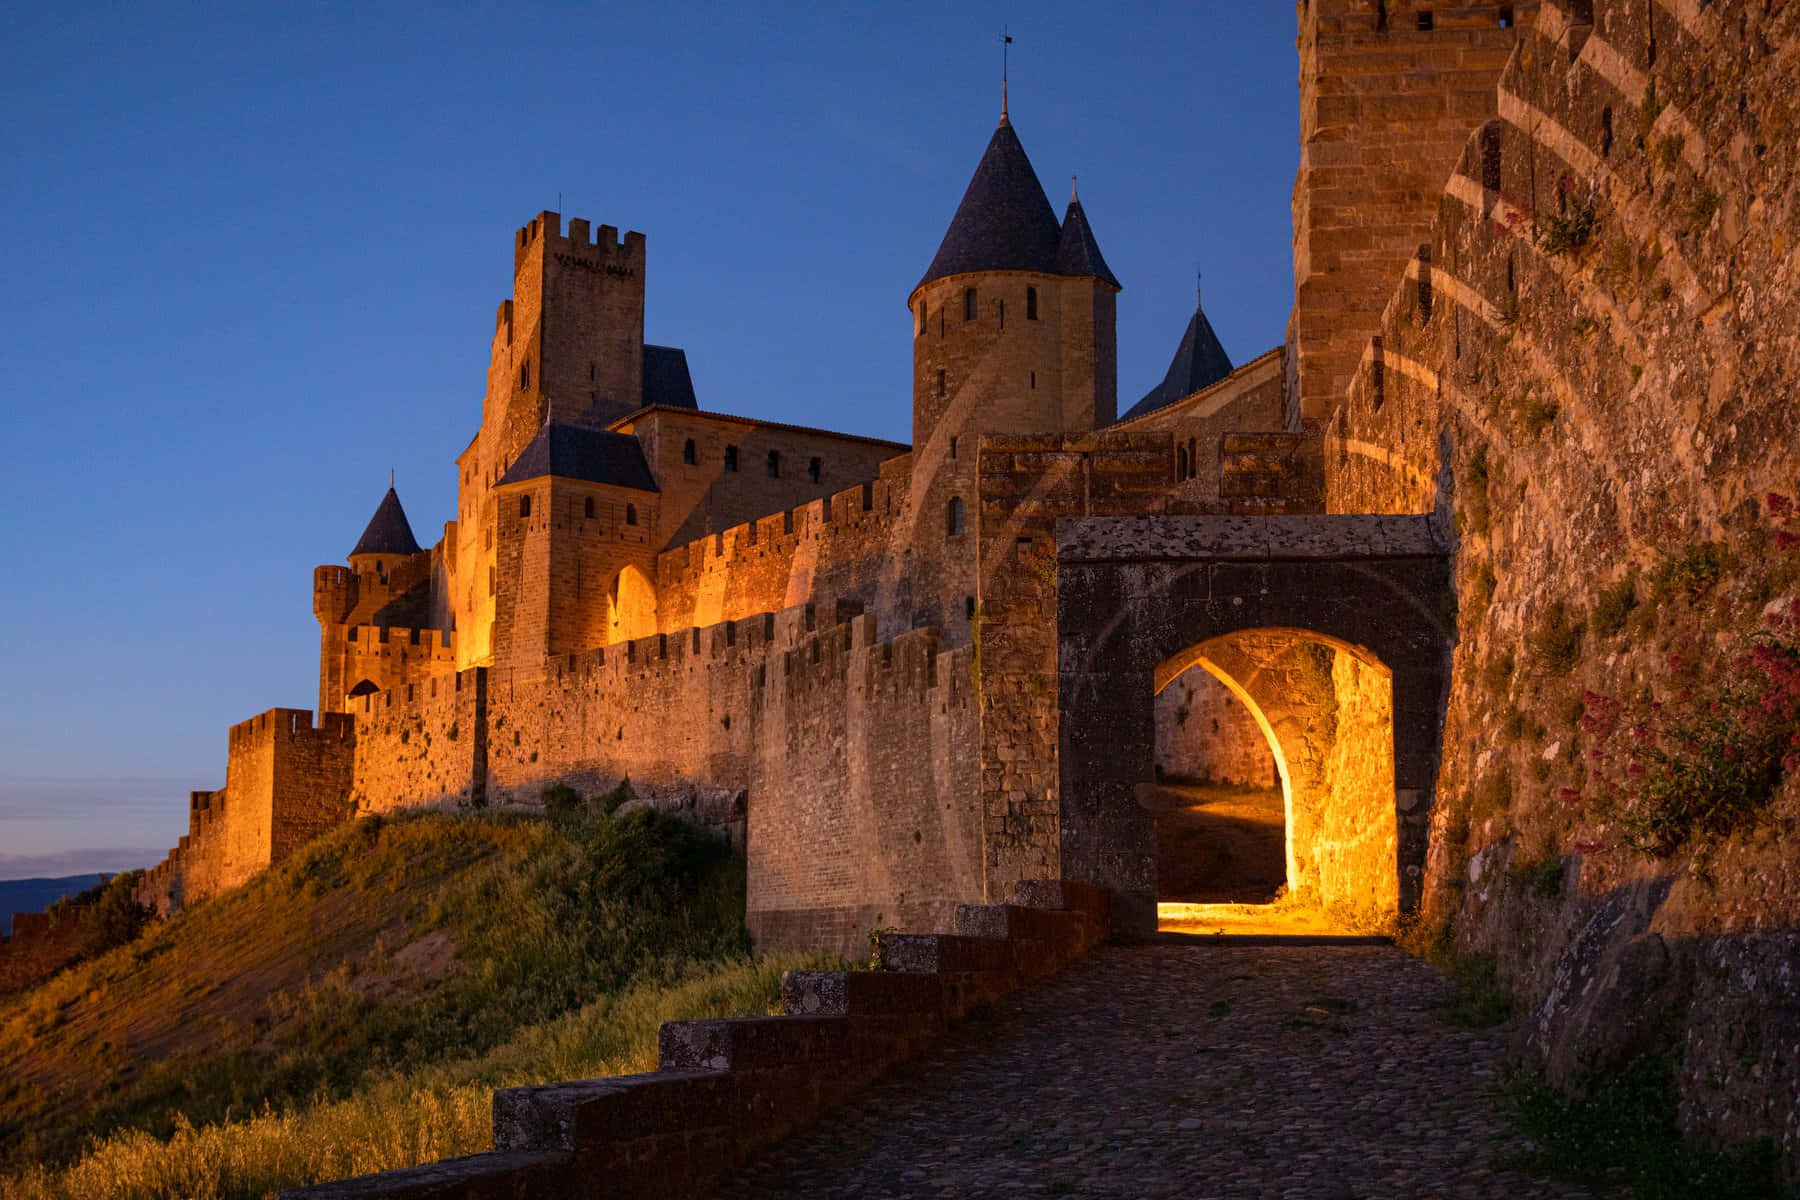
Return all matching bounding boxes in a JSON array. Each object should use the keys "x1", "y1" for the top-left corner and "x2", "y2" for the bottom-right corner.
[{"x1": 719, "y1": 941, "x2": 1609, "y2": 1200}]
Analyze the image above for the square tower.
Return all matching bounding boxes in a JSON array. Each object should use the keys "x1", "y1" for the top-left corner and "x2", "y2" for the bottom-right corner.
[{"x1": 1290, "y1": 1, "x2": 1536, "y2": 423}]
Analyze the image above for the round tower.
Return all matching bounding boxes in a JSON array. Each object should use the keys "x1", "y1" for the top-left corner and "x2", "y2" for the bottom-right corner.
[{"x1": 908, "y1": 112, "x2": 1120, "y2": 455}]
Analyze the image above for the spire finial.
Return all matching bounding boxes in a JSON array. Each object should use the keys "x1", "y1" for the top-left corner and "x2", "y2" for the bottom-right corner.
[
  {"x1": 389, "y1": 467, "x2": 395, "y2": 490},
  {"x1": 1071, "y1": 173, "x2": 1079, "y2": 202},
  {"x1": 999, "y1": 27, "x2": 1012, "y2": 123},
  {"x1": 1197, "y1": 267, "x2": 1204, "y2": 311}
]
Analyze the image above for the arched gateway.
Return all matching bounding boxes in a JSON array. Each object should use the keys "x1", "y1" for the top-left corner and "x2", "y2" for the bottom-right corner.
[{"x1": 1055, "y1": 514, "x2": 1453, "y2": 933}]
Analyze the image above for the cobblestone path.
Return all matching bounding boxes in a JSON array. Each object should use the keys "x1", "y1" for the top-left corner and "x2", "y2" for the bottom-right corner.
[{"x1": 720, "y1": 942, "x2": 1608, "y2": 1199}]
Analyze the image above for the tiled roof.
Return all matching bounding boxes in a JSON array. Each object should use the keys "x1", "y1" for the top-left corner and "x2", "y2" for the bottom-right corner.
[
  {"x1": 349, "y1": 488, "x2": 422, "y2": 558},
  {"x1": 917, "y1": 118, "x2": 1064, "y2": 290},
  {"x1": 642, "y1": 345, "x2": 697, "y2": 410},
  {"x1": 1119, "y1": 302, "x2": 1234, "y2": 421},
  {"x1": 1054, "y1": 196, "x2": 1119, "y2": 288},
  {"x1": 496, "y1": 423, "x2": 659, "y2": 492}
]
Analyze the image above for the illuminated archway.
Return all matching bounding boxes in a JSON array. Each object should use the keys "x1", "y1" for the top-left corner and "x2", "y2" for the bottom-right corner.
[
  {"x1": 608, "y1": 565, "x2": 658, "y2": 643},
  {"x1": 1149, "y1": 630, "x2": 1398, "y2": 923},
  {"x1": 1053, "y1": 513, "x2": 1451, "y2": 934}
]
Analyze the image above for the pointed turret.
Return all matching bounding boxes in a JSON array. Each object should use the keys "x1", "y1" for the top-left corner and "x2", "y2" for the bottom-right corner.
[
  {"x1": 1054, "y1": 187, "x2": 1119, "y2": 288},
  {"x1": 1121, "y1": 293, "x2": 1234, "y2": 421},
  {"x1": 916, "y1": 117, "x2": 1063, "y2": 290},
  {"x1": 349, "y1": 487, "x2": 422, "y2": 559}
]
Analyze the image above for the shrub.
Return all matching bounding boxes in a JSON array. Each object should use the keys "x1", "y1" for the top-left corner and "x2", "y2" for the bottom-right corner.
[
  {"x1": 1463, "y1": 445, "x2": 1493, "y2": 536},
  {"x1": 1591, "y1": 573, "x2": 1639, "y2": 640},
  {"x1": 1578, "y1": 624, "x2": 1800, "y2": 856},
  {"x1": 1538, "y1": 193, "x2": 1597, "y2": 255},
  {"x1": 1530, "y1": 600, "x2": 1584, "y2": 676},
  {"x1": 1512, "y1": 856, "x2": 1564, "y2": 900},
  {"x1": 1651, "y1": 542, "x2": 1732, "y2": 603},
  {"x1": 539, "y1": 784, "x2": 582, "y2": 814},
  {"x1": 1510, "y1": 1058, "x2": 1786, "y2": 1198},
  {"x1": 1517, "y1": 395, "x2": 1560, "y2": 437}
]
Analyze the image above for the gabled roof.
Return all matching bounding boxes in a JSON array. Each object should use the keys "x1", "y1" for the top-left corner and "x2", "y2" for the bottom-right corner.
[
  {"x1": 496, "y1": 422, "x2": 659, "y2": 492},
  {"x1": 350, "y1": 487, "x2": 422, "y2": 558},
  {"x1": 1119, "y1": 301, "x2": 1235, "y2": 422},
  {"x1": 917, "y1": 118, "x2": 1064, "y2": 290},
  {"x1": 642, "y1": 345, "x2": 697, "y2": 410},
  {"x1": 1054, "y1": 196, "x2": 1119, "y2": 288}
]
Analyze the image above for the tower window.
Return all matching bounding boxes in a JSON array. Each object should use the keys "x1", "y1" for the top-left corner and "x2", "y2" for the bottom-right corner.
[
  {"x1": 1029, "y1": 370, "x2": 1036, "y2": 390},
  {"x1": 767, "y1": 450, "x2": 781, "y2": 478},
  {"x1": 724, "y1": 444, "x2": 739, "y2": 472},
  {"x1": 1498, "y1": 6, "x2": 1514, "y2": 27},
  {"x1": 1376, "y1": 0, "x2": 1388, "y2": 31},
  {"x1": 584, "y1": 496, "x2": 595, "y2": 519},
  {"x1": 625, "y1": 503, "x2": 638, "y2": 525},
  {"x1": 937, "y1": 369, "x2": 947, "y2": 397},
  {"x1": 683, "y1": 437, "x2": 696, "y2": 465},
  {"x1": 519, "y1": 494, "x2": 532, "y2": 518},
  {"x1": 916, "y1": 302, "x2": 926, "y2": 336},
  {"x1": 1026, "y1": 286, "x2": 1038, "y2": 320},
  {"x1": 1416, "y1": 11, "x2": 1434, "y2": 31},
  {"x1": 963, "y1": 288, "x2": 977, "y2": 321},
  {"x1": 949, "y1": 436, "x2": 958, "y2": 460},
  {"x1": 965, "y1": 596, "x2": 976, "y2": 620},
  {"x1": 946, "y1": 496, "x2": 965, "y2": 536},
  {"x1": 808, "y1": 456, "x2": 822, "y2": 483},
  {"x1": 997, "y1": 298, "x2": 1005, "y2": 329},
  {"x1": 519, "y1": 360, "x2": 531, "y2": 390},
  {"x1": 1178, "y1": 446, "x2": 1190, "y2": 479}
]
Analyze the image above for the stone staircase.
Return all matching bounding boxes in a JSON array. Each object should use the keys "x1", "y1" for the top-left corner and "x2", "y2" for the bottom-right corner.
[{"x1": 284, "y1": 880, "x2": 1109, "y2": 1199}]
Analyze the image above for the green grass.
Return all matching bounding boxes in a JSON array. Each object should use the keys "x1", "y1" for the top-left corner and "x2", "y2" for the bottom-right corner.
[
  {"x1": 0, "y1": 806, "x2": 816, "y2": 1199},
  {"x1": 1510, "y1": 1059, "x2": 1794, "y2": 1199}
]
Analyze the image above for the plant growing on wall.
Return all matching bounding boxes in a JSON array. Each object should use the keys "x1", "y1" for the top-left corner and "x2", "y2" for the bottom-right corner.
[{"x1": 1578, "y1": 604, "x2": 1800, "y2": 856}]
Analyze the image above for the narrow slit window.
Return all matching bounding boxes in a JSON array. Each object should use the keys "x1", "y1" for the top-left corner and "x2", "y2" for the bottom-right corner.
[
  {"x1": 997, "y1": 298, "x2": 1005, "y2": 329},
  {"x1": 1416, "y1": 10, "x2": 1434, "y2": 31},
  {"x1": 946, "y1": 496, "x2": 965, "y2": 536},
  {"x1": 683, "y1": 438, "x2": 696, "y2": 465},
  {"x1": 950, "y1": 436, "x2": 958, "y2": 460},
  {"x1": 519, "y1": 360, "x2": 531, "y2": 390},
  {"x1": 584, "y1": 496, "x2": 595, "y2": 519},
  {"x1": 1026, "y1": 286, "x2": 1038, "y2": 320},
  {"x1": 808, "y1": 456, "x2": 821, "y2": 483},
  {"x1": 1498, "y1": 5, "x2": 1514, "y2": 27},
  {"x1": 724, "y1": 445, "x2": 738, "y2": 472},
  {"x1": 625, "y1": 503, "x2": 637, "y2": 526},
  {"x1": 767, "y1": 450, "x2": 781, "y2": 478},
  {"x1": 519, "y1": 494, "x2": 532, "y2": 518},
  {"x1": 963, "y1": 288, "x2": 977, "y2": 321},
  {"x1": 937, "y1": 369, "x2": 947, "y2": 397}
]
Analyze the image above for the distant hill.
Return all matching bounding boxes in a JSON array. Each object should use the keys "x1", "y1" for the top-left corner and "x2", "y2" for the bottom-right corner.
[{"x1": 0, "y1": 875, "x2": 108, "y2": 936}]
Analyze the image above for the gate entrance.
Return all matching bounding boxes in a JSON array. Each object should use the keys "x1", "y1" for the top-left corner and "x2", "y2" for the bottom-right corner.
[{"x1": 1056, "y1": 514, "x2": 1452, "y2": 935}]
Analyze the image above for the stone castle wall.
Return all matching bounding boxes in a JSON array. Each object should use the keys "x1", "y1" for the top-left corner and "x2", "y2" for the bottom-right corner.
[
  {"x1": 1321, "y1": 1, "x2": 1800, "y2": 1168},
  {"x1": 342, "y1": 602, "x2": 983, "y2": 957},
  {"x1": 0, "y1": 905, "x2": 94, "y2": 994}
]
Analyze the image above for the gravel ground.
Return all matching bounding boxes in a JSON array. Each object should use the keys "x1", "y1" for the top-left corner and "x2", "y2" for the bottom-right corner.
[{"x1": 718, "y1": 941, "x2": 1609, "y2": 1199}]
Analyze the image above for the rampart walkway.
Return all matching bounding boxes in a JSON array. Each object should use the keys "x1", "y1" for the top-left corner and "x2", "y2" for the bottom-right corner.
[{"x1": 719, "y1": 942, "x2": 1605, "y2": 1199}]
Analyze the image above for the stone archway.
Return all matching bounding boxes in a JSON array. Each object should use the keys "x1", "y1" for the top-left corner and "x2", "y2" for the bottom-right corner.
[
  {"x1": 1056, "y1": 514, "x2": 1452, "y2": 934},
  {"x1": 608, "y1": 564, "x2": 658, "y2": 642}
]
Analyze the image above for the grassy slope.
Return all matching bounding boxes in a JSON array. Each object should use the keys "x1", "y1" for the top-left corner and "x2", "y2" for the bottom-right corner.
[{"x1": 0, "y1": 807, "x2": 814, "y2": 1200}]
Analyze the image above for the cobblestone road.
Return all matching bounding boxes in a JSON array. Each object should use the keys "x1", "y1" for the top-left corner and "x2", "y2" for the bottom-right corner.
[{"x1": 719, "y1": 941, "x2": 1608, "y2": 1199}]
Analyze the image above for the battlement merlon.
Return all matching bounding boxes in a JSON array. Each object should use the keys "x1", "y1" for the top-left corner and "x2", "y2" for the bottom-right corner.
[
  {"x1": 514, "y1": 211, "x2": 646, "y2": 274},
  {"x1": 313, "y1": 565, "x2": 357, "y2": 624},
  {"x1": 228, "y1": 707, "x2": 356, "y2": 749}
]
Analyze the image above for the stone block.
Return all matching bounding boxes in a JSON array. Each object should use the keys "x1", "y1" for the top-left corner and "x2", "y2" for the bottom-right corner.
[
  {"x1": 657, "y1": 1015, "x2": 851, "y2": 1071},
  {"x1": 493, "y1": 1070, "x2": 731, "y2": 1153},
  {"x1": 275, "y1": 1151, "x2": 575, "y2": 1199}
]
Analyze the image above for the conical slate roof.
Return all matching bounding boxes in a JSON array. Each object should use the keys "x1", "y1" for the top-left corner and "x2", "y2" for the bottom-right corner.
[
  {"x1": 1054, "y1": 196, "x2": 1119, "y2": 288},
  {"x1": 350, "y1": 487, "x2": 422, "y2": 558},
  {"x1": 917, "y1": 118, "x2": 1064, "y2": 290},
  {"x1": 1119, "y1": 301, "x2": 1235, "y2": 422}
]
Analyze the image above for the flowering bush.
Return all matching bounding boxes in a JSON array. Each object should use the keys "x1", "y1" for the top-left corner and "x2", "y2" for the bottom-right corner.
[{"x1": 1577, "y1": 599, "x2": 1800, "y2": 855}]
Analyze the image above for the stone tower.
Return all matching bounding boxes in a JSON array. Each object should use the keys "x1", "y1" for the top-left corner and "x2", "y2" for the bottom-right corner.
[
  {"x1": 1290, "y1": 0, "x2": 1534, "y2": 423},
  {"x1": 909, "y1": 114, "x2": 1120, "y2": 453},
  {"x1": 904, "y1": 110, "x2": 1120, "y2": 638}
]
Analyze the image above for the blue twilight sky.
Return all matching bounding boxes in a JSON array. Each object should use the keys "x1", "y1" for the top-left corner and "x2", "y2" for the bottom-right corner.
[{"x1": 0, "y1": 3, "x2": 1300, "y2": 877}]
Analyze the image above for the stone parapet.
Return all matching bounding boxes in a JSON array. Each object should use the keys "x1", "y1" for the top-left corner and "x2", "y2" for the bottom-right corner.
[{"x1": 279, "y1": 881, "x2": 1108, "y2": 1200}]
